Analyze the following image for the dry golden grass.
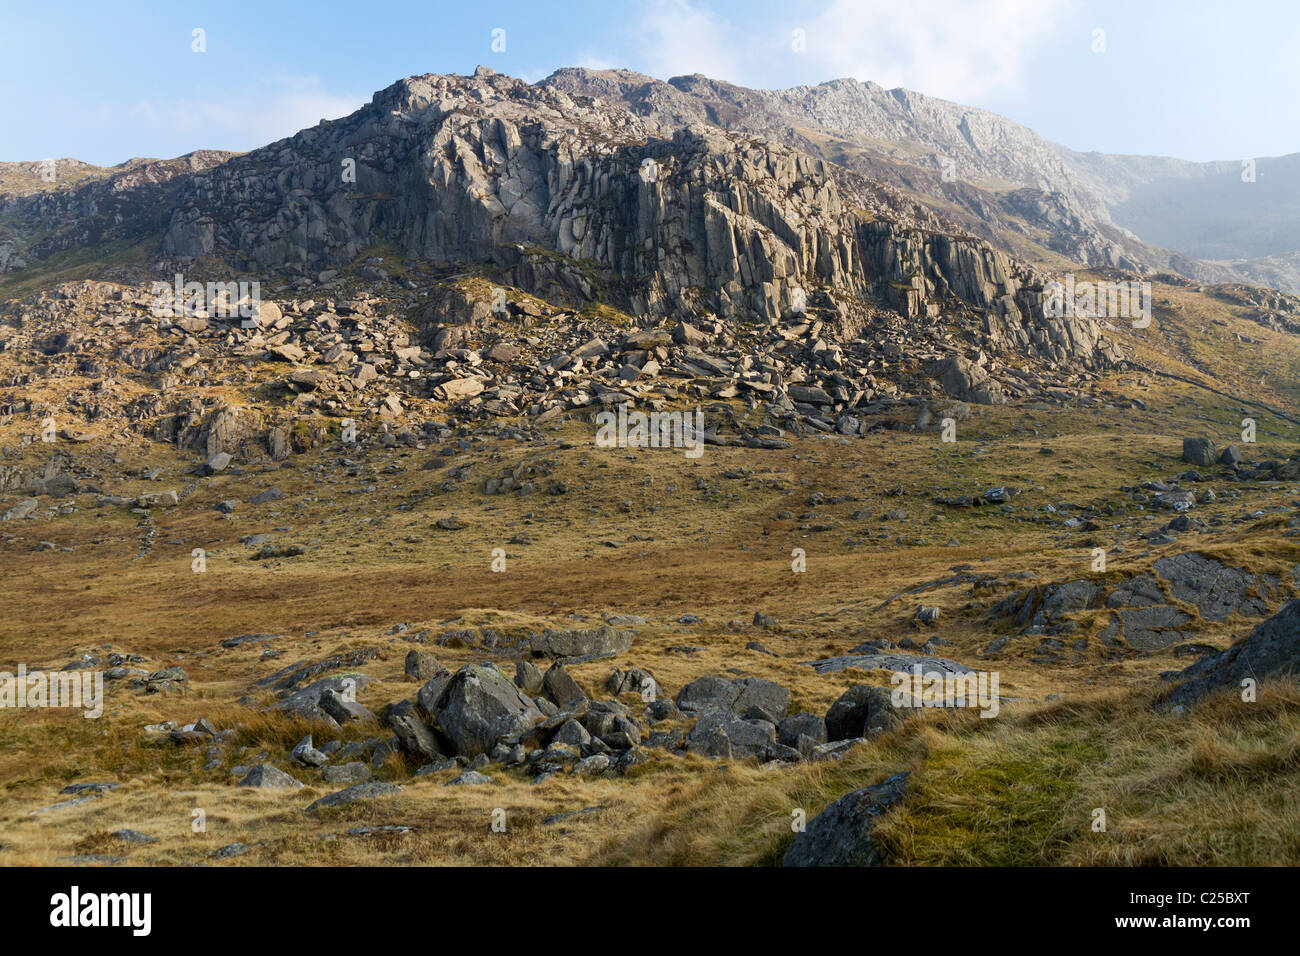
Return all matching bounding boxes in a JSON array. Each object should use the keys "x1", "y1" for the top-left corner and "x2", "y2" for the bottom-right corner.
[{"x1": 2, "y1": 278, "x2": 1300, "y2": 865}]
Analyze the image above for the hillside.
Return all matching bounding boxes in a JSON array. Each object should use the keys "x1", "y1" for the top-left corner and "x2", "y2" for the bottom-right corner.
[{"x1": 0, "y1": 66, "x2": 1298, "y2": 870}]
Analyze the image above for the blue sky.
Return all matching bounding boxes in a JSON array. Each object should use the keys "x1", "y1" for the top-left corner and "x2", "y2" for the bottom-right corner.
[{"x1": 2, "y1": 0, "x2": 1296, "y2": 166}]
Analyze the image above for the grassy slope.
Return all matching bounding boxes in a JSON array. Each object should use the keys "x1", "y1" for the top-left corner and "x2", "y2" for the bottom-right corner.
[{"x1": 0, "y1": 279, "x2": 1298, "y2": 865}]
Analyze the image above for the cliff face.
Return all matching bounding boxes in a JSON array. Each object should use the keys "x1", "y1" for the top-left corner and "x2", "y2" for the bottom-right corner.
[
  {"x1": 157, "y1": 68, "x2": 1114, "y2": 370},
  {"x1": 0, "y1": 152, "x2": 235, "y2": 272}
]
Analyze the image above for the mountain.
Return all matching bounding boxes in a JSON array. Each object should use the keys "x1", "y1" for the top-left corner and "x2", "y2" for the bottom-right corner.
[
  {"x1": 0, "y1": 151, "x2": 235, "y2": 274},
  {"x1": 3, "y1": 67, "x2": 1297, "y2": 293},
  {"x1": 543, "y1": 68, "x2": 1300, "y2": 292},
  {"x1": 3, "y1": 64, "x2": 1300, "y2": 871}
]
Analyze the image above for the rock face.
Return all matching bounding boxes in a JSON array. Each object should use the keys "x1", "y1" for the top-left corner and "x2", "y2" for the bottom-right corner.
[
  {"x1": 783, "y1": 772, "x2": 909, "y2": 867},
  {"x1": 544, "y1": 69, "x2": 1299, "y2": 292},
  {"x1": 0, "y1": 151, "x2": 235, "y2": 275},
  {"x1": 153, "y1": 69, "x2": 1119, "y2": 380},
  {"x1": 0, "y1": 74, "x2": 1146, "y2": 469},
  {"x1": 1162, "y1": 600, "x2": 1300, "y2": 708},
  {"x1": 990, "y1": 551, "x2": 1280, "y2": 650}
]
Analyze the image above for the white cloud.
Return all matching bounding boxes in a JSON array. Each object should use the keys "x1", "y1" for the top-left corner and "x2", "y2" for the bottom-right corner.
[
  {"x1": 626, "y1": 0, "x2": 1073, "y2": 100},
  {"x1": 633, "y1": 0, "x2": 746, "y2": 82},
  {"x1": 802, "y1": 0, "x2": 1073, "y2": 101},
  {"x1": 127, "y1": 75, "x2": 366, "y2": 154},
  {"x1": 573, "y1": 52, "x2": 620, "y2": 72}
]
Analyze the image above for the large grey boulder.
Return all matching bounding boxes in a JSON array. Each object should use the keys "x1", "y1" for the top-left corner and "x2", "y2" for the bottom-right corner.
[
  {"x1": 1, "y1": 498, "x2": 39, "y2": 521},
  {"x1": 783, "y1": 772, "x2": 909, "y2": 866},
  {"x1": 1182, "y1": 437, "x2": 1217, "y2": 466},
  {"x1": 321, "y1": 762, "x2": 372, "y2": 785},
  {"x1": 675, "y1": 676, "x2": 791, "y2": 718},
  {"x1": 778, "y1": 712, "x2": 828, "y2": 749},
  {"x1": 203, "y1": 452, "x2": 232, "y2": 475},
  {"x1": 290, "y1": 734, "x2": 329, "y2": 767},
  {"x1": 319, "y1": 688, "x2": 376, "y2": 725},
  {"x1": 514, "y1": 660, "x2": 543, "y2": 694},
  {"x1": 935, "y1": 355, "x2": 1004, "y2": 405},
  {"x1": 427, "y1": 664, "x2": 545, "y2": 757},
  {"x1": 824, "y1": 685, "x2": 903, "y2": 742},
  {"x1": 541, "y1": 663, "x2": 586, "y2": 707},
  {"x1": 386, "y1": 699, "x2": 444, "y2": 763},
  {"x1": 31, "y1": 474, "x2": 78, "y2": 497},
  {"x1": 273, "y1": 675, "x2": 377, "y2": 726},
  {"x1": 416, "y1": 671, "x2": 454, "y2": 722},
  {"x1": 529, "y1": 626, "x2": 634, "y2": 659},
  {"x1": 306, "y1": 782, "x2": 403, "y2": 812},
  {"x1": 404, "y1": 650, "x2": 446, "y2": 682},
  {"x1": 236, "y1": 764, "x2": 304, "y2": 790},
  {"x1": 1162, "y1": 599, "x2": 1300, "y2": 709},
  {"x1": 685, "y1": 711, "x2": 775, "y2": 759}
]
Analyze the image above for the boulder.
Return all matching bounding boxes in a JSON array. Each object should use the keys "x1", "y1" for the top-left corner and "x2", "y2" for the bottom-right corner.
[
  {"x1": 541, "y1": 663, "x2": 586, "y2": 707},
  {"x1": 936, "y1": 355, "x2": 1003, "y2": 405},
  {"x1": 274, "y1": 675, "x2": 377, "y2": 725},
  {"x1": 306, "y1": 782, "x2": 403, "y2": 812},
  {"x1": 514, "y1": 660, "x2": 543, "y2": 694},
  {"x1": 319, "y1": 688, "x2": 376, "y2": 725},
  {"x1": 783, "y1": 772, "x2": 909, "y2": 866},
  {"x1": 824, "y1": 685, "x2": 903, "y2": 741},
  {"x1": 321, "y1": 762, "x2": 372, "y2": 785},
  {"x1": 404, "y1": 650, "x2": 445, "y2": 682},
  {"x1": 675, "y1": 676, "x2": 790, "y2": 718},
  {"x1": 686, "y1": 710, "x2": 776, "y2": 759},
  {"x1": 529, "y1": 626, "x2": 634, "y2": 659},
  {"x1": 1182, "y1": 436, "x2": 1217, "y2": 466},
  {"x1": 1, "y1": 498, "x2": 38, "y2": 521},
  {"x1": 778, "y1": 712, "x2": 828, "y2": 750},
  {"x1": 1220, "y1": 444, "x2": 1245, "y2": 466},
  {"x1": 385, "y1": 699, "x2": 444, "y2": 763},
  {"x1": 1162, "y1": 599, "x2": 1300, "y2": 709},
  {"x1": 436, "y1": 377, "x2": 485, "y2": 402},
  {"x1": 203, "y1": 452, "x2": 232, "y2": 475},
  {"x1": 426, "y1": 664, "x2": 545, "y2": 757},
  {"x1": 290, "y1": 734, "x2": 329, "y2": 767},
  {"x1": 236, "y1": 764, "x2": 303, "y2": 790}
]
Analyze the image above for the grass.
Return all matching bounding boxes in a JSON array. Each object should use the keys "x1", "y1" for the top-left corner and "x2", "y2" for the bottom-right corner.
[
  {"x1": 0, "y1": 238, "x2": 154, "y2": 299},
  {"x1": 1, "y1": 274, "x2": 1299, "y2": 865}
]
